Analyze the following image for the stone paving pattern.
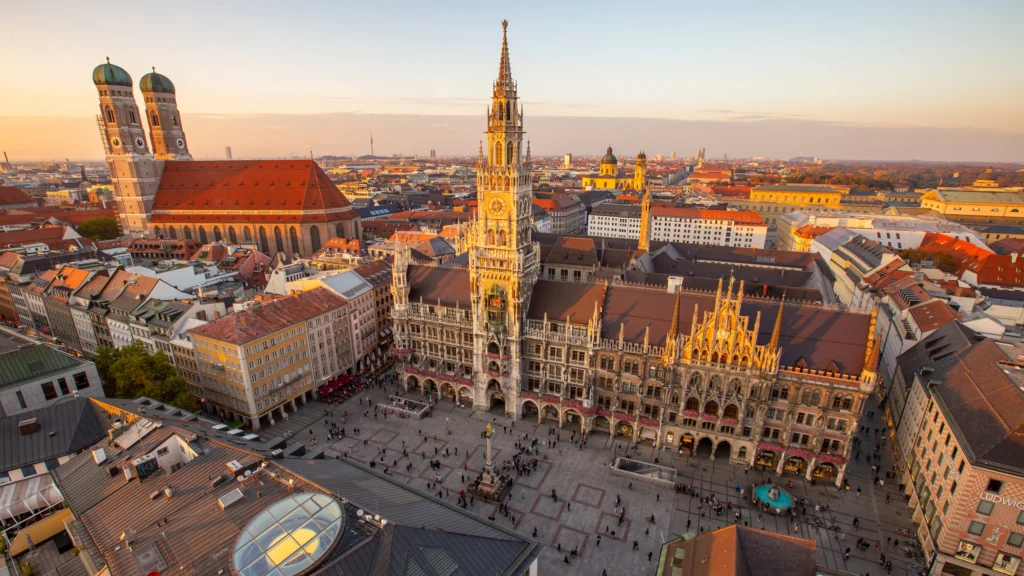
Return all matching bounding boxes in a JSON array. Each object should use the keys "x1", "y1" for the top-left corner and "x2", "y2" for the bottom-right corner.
[{"x1": 263, "y1": 383, "x2": 920, "y2": 576}]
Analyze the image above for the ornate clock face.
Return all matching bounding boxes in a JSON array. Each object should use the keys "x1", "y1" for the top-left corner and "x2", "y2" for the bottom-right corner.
[
  {"x1": 111, "y1": 137, "x2": 121, "y2": 148},
  {"x1": 134, "y1": 137, "x2": 145, "y2": 148},
  {"x1": 489, "y1": 198, "x2": 506, "y2": 217},
  {"x1": 176, "y1": 138, "x2": 185, "y2": 149}
]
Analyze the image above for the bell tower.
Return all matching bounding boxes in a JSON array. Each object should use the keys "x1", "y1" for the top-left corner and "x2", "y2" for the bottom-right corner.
[
  {"x1": 468, "y1": 21, "x2": 540, "y2": 416},
  {"x1": 140, "y1": 68, "x2": 191, "y2": 160},
  {"x1": 94, "y1": 58, "x2": 162, "y2": 237}
]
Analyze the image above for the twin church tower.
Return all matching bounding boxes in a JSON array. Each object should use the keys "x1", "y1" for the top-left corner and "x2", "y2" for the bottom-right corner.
[{"x1": 93, "y1": 60, "x2": 191, "y2": 236}]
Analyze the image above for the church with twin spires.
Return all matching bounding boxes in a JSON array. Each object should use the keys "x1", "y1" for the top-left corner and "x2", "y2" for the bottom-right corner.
[
  {"x1": 92, "y1": 61, "x2": 360, "y2": 256},
  {"x1": 390, "y1": 21, "x2": 879, "y2": 487}
]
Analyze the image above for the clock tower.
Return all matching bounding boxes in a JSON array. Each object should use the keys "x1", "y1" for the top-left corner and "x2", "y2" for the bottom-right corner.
[
  {"x1": 93, "y1": 59, "x2": 162, "y2": 237},
  {"x1": 468, "y1": 21, "x2": 540, "y2": 416}
]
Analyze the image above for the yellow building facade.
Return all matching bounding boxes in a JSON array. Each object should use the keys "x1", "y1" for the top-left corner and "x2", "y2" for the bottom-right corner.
[
  {"x1": 582, "y1": 146, "x2": 638, "y2": 190},
  {"x1": 919, "y1": 188, "x2": 1024, "y2": 219},
  {"x1": 750, "y1": 184, "x2": 846, "y2": 206}
]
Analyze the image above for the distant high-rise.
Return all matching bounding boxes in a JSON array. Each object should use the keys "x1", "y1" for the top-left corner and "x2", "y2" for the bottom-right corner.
[
  {"x1": 225, "y1": 146, "x2": 232, "y2": 160},
  {"x1": 564, "y1": 153, "x2": 571, "y2": 169},
  {"x1": 370, "y1": 132, "x2": 375, "y2": 157},
  {"x1": 430, "y1": 148, "x2": 436, "y2": 160},
  {"x1": 670, "y1": 151, "x2": 676, "y2": 160}
]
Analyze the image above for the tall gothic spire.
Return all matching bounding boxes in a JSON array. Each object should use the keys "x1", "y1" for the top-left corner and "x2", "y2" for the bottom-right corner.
[
  {"x1": 495, "y1": 20, "x2": 515, "y2": 97},
  {"x1": 768, "y1": 292, "x2": 786, "y2": 350}
]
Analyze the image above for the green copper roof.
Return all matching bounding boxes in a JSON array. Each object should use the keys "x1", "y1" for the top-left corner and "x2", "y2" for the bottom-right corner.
[
  {"x1": 0, "y1": 343, "x2": 87, "y2": 389},
  {"x1": 93, "y1": 60, "x2": 133, "y2": 87},
  {"x1": 140, "y1": 69, "x2": 175, "y2": 94}
]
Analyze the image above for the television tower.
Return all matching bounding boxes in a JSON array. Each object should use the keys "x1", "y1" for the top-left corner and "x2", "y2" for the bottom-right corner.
[{"x1": 369, "y1": 132, "x2": 375, "y2": 157}]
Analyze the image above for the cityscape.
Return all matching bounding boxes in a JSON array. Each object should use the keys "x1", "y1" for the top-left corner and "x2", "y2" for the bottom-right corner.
[{"x1": 1, "y1": 5, "x2": 1024, "y2": 576}]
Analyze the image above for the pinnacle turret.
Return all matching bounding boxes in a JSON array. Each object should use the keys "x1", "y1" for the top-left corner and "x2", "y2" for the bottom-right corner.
[{"x1": 495, "y1": 20, "x2": 516, "y2": 98}]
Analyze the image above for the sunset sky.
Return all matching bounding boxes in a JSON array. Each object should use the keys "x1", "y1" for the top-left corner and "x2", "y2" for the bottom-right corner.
[{"x1": 2, "y1": 0, "x2": 1023, "y2": 161}]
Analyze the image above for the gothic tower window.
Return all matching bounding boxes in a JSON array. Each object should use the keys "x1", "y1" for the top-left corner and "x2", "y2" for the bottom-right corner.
[
  {"x1": 228, "y1": 226, "x2": 237, "y2": 244},
  {"x1": 128, "y1": 109, "x2": 137, "y2": 124},
  {"x1": 171, "y1": 114, "x2": 178, "y2": 126},
  {"x1": 290, "y1": 227, "x2": 300, "y2": 253},
  {"x1": 498, "y1": 229, "x2": 507, "y2": 246},
  {"x1": 198, "y1": 227, "x2": 208, "y2": 244},
  {"x1": 336, "y1": 223, "x2": 344, "y2": 237},
  {"x1": 258, "y1": 228, "x2": 269, "y2": 254},
  {"x1": 213, "y1": 227, "x2": 222, "y2": 242},
  {"x1": 494, "y1": 142, "x2": 501, "y2": 164},
  {"x1": 183, "y1": 227, "x2": 193, "y2": 240},
  {"x1": 274, "y1": 226, "x2": 285, "y2": 252},
  {"x1": 498, "y1": 102, "x2": 504, "y2": 121},
  {"x1": 243, "y1": 227, "x2": 252, "y2": 242},
  {"x1": 168, "y1": 226, "x2": 177, "y2": 239},
  {"x1": 505, "y1": 101, "x2": 511, "y2": 121},
  {"x1": 487, "y1": 229, "x2": 495, "y2": 245},
  {"x1": 151, "y1": 112, "x2": 159, "y2": 127},
  {"x1": 105, "y1": 107, "x2": 114, "y2": 123},
  {"x1": 309, "y1": 225, "x2": 322, "y2": 253},
  {"x1": 506, "y1": 141, "x2": 514, "y2": 165}
]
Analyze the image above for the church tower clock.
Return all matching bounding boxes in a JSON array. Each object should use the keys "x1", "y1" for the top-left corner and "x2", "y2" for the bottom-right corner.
[{"x1": 468, "y1": 21, "x2": 540, "y2": 416}]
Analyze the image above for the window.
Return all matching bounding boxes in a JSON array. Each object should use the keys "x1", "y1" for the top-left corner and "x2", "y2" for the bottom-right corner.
[
  {"x1": 987, "y1": 479, "x2": 1004, "y2": 494},
  {"x1": 16, "y1": 390, "x2": 26, "y2": 409},
  {"x1": 44, "y1": 459, "x2": 60, "y2": 471},
  {"x1": 41, "y1": 382, "x2": 57, "y2": 401},
  {"x1": 20, "y1": 465, "x2": 36, "y2": 478},
  {"x1": 967, "y1": 521, "x2": 986, "y2": 536},
  {"x1": 1018, "y1": 510, "x2": 1024, "y2": 525},
  {"x1": 1008, "y1": 533, "x2": 1024, "y2": 548},
  {"x1": 977, "y1": 500, "x2": 995, "y2": 516}
]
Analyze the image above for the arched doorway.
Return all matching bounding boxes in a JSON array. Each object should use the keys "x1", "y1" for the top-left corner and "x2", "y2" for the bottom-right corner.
[
  {"x1": 714, "y1": 441, "x2": 732, "y2": 461},
  {"x1": 615, "y1": 421, "x2": 634, "y2": 440},
  {"x1": 440, "y1": 383, "x2": 455, "y2": 402},
  {"x1": 783, "y1": 456, "x2": 807, "y2": 476},
  {"x1": 813, "y1": 462, "x2": 838, "y2": 481},
  {"x1": 487, "y1": 380, "x2": 504, "y2": 413},
  {"x1": 406, "y1": 375, "x2": 419, "y2": 391},
  {"x1": 423, "y1": 379, "x2": 438, "y2": 395},
  {"x1": 543, "y1": 405, "x2": 559, "y2": 423},
  {"x1": 562, "y1": 410, "x2": 582, "y2": 432},
  {"x1": 681, "y1": 433, "x2": 695, "y2": 454},
  {"x1": 457, "y1": 386, "x2": 473, "y2": 407},
  {"x1": 522, "y1": 400, "x2": 539, "y2": 419},
  {"x1": 695, "y1": 437, "x2": 714, "y2": 459},
  {"x1": 592, "y1": 416, "x2": 611, "y2": 435}
]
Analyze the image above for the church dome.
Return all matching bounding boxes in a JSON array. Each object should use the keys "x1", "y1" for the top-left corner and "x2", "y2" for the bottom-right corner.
[
  {"x1": 601, "y1": 146, "x2": 617, "y2": 165},
  {"x1": 92, "y1": 59, "x2": 133, "y2": 87},
  {"x1": 140, "y1": 69, "x2": 175, "y2": 94}
]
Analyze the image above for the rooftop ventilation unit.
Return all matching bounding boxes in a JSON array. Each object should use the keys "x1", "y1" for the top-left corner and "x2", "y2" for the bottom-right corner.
[
  {"x1": 18, "y1": 418, "x2": 39, "y2": 435},
  {"x1": 93, "y1": 448, "x2": 107, "y2": 464},
  {"x1": 218, "y1": 488, "x2": 244, "y2": 510}
]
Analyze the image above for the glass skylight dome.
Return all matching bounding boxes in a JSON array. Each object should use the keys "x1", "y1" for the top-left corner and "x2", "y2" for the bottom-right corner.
[{"x1": 233, "y1": 493, "x2": 344, "y2": 576}]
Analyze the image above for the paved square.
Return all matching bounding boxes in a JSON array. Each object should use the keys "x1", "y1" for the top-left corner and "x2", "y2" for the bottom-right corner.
[{"x1": 262, "y1": 382, "x2": 920, "y2": 576}]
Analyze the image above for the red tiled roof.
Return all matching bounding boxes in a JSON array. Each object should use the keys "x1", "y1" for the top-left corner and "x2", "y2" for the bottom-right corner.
[
  {"x1": 651, "y1": 208, "x2": 766, "y2": 226},
  {"x1": 0, "y1": 226, "x2": 95, "y2": 251},
  {"x1": 149, "y1": 160, "x2": 357, "y2": 224},
  {"x1": 919, "y1": 233, "x2": 1024, "y2": 287},
  {"x1": 0, "y1": 186, "x2": 36, "y2": 206},
  {"x1": 909, "y1": 300, "x2": 956, "y2": 332},
  {"x1": 793, "y1": 224, "x2": 833, "y2": 239},
  {"x1": 189, "y1": 288, "x2": 347, "y2": 345}
]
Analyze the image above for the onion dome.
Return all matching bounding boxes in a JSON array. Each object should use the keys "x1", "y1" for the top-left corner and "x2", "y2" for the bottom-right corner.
[
  {"x1": 601, "y1": 146, "x2": 617, "y2": 165},
  {"x1": 140, "y1": 67, "x2": 175, "y2": 94},
  {"x1": 92, "y1": 58, "x2": 132, "y2": 87}
]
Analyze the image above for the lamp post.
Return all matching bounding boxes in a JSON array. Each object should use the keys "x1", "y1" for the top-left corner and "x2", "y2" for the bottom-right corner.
[{"x1": 445, "y1": 417, "x2": 450, "y2": 435}]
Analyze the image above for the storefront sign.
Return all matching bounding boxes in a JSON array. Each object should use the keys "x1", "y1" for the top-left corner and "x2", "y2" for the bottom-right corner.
[{"x1": 981, "y1": 492, "x2": 1024, "y2": 510}]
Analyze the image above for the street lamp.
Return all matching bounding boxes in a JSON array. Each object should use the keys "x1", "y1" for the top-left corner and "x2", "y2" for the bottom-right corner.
[{"x1": 445, "y1": 417, "x2": 450, "y2": 435}]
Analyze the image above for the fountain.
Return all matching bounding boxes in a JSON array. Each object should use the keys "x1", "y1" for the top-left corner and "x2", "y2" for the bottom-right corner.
[{"x1": 753, "y1": 483, "x2": 794, "y2": 514}]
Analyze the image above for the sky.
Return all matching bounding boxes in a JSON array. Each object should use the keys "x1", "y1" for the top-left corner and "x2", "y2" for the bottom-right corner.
[{"x1": 2, "y1": 0, "x2": 1023, "y2": 161}]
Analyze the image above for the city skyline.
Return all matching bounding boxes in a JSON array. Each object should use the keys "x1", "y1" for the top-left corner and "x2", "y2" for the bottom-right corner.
[{"x1": 2, "y1": 1, "x2": 1024, "y2": 161}]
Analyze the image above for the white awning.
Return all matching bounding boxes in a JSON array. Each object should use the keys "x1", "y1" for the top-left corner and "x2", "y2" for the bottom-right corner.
[{"x1": 0, "y1": 474, "x2": 64, "y2": 520}]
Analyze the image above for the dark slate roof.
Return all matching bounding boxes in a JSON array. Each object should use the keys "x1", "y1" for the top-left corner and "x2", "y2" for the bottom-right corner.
[
  {"x1": 0, "y1": 337, "x2": 91, "y2": 390},
  {"x1": 276, "y1": 459, "x2": 539, "y2": 575},
  {"x1": 0, "y1": 397, "x2": 107, "y2": 473},
  {"x1": 896, "y1": 322, "x2": 979, "y2": 389},
  {"x1": 930, "y1": 339, "x2": 1024, "y2": 474},
  {"x1": 599, "y1": 284, "x2": 871, "y2": 374},
  {"x1": 407, "y1": 265, "x2": 471, "y2": 308}
]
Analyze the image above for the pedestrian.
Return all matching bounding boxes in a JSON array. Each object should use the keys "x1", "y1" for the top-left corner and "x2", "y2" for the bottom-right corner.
[
  {"x1": 596, "y1": 535, "x2": 601, "y2": 547},
  {"x1": 648, "y1": 551, "x2": 653, "y2": 562},
  {"x1": 633, "y1": 540, "x2": 639, "y2": 551},
  {"x1": 567, "y1": 502, "x2": 571, "y2": 511}
]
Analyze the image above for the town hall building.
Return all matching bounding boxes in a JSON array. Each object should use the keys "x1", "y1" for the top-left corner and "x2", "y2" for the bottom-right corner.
[{"x1": 390, "y1": 21, "x2": 879, "y2": 487}]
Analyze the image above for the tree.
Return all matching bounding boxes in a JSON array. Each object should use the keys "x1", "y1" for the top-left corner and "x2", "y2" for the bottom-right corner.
[
  {"x1": 94, "y1": 342, "x2": 199, "y2": 411},
  {"x1": 77, "y1": 217, "x2": 120, "y2": 241},
  {"x1": 932, "y1": 252, "x2": 960, "y2": 275}
]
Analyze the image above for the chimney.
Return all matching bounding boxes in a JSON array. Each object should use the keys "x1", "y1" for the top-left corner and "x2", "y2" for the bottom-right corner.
[{"x1": 18, "y1": 418, "x2": 39, "y2": 435}]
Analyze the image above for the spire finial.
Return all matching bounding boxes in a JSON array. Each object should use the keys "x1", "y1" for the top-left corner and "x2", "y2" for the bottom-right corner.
[
  {"x1": 152, "y1": 66, "x2": 156, "y2": 73},
  {"x1": 502, "y1": 19, "x2": 508, "y2": 32},
  {"x1": 106, "y1": 56, "x2": 110, "y2": 64},
  {"x1": 495, "y1": 20, "x2": 514, "y2": 94}
]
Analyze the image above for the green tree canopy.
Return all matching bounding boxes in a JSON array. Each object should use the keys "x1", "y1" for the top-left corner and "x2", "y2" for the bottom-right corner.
[
  {"x1": 94, "y1": 343, "x2": 199, "y2": 412},
  {"x1": 77, "y1": 217, "x2": 121, "y2": 241}
]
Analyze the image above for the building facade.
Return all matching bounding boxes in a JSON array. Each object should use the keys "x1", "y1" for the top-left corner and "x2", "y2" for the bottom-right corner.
[{"x1": 391, "y1": 23, "x2": 877, "y2": 487}]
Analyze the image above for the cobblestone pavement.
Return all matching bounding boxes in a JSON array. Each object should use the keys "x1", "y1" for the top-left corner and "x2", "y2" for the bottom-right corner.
[{"x1": 261, "y1": 384, "x2": 920, "y2": 576}]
